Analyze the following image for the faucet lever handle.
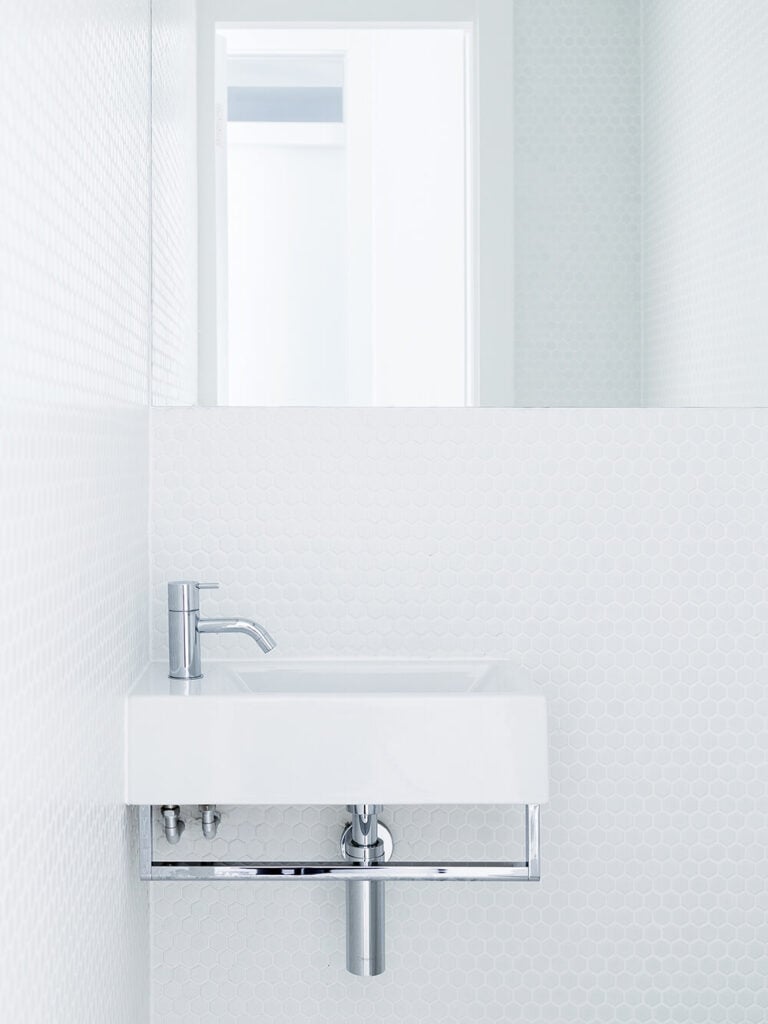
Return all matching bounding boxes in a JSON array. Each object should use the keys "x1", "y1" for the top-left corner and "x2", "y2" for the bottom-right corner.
[{"x1": 168, "y1": 579, "x2": 219, "y2": 613}]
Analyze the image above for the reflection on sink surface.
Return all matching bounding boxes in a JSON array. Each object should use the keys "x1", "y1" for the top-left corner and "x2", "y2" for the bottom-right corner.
[
  {"x1": 236, "y1": 660, "x2": 516, "y2": 694},
  {"x1": 125, "y1": 660, "x2": 548, "y2": 807}
]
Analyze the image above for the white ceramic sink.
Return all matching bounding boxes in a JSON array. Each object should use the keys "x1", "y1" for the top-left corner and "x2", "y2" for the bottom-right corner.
[{"x1": 125, "y1": 660, "x2": 548, "y2": 806}]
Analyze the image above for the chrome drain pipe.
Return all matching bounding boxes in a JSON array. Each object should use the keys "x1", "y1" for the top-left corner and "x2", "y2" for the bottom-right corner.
[
  {"x1": 343, "y1": 805, "x2": 390, "y2": 977},
  {"x1": 346, "y1": 877, "x2": 385, "y2": 977}
]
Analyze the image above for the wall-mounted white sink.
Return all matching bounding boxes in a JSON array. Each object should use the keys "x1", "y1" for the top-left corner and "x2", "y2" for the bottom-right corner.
[{"x1": 125, "y1": 660, "x2": 548, "y2": 806}]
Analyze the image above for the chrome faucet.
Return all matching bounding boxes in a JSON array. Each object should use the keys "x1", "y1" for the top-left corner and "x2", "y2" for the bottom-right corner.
[{"x1": 167, "y1": 580, "x2": 276, "y2": 680}]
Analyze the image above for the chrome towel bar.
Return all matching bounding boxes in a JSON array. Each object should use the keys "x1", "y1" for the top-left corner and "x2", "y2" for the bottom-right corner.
[{"x1": 138, "y1": 804, "x2": 541, "y2": 883}]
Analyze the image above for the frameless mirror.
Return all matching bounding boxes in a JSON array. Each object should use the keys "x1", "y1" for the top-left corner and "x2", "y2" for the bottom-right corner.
[{"x1": 151, "y1": 1, "x2": 768, "y2": 407}]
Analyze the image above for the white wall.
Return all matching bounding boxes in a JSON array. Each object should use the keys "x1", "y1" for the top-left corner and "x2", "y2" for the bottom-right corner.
[
  {"x1": 196, "y1": 0, "x2": 517, "y2": 408},
  {"x1": 152, "y1": 0, "x2": 199, "y2": 405},
  {"x1": 0, "y1": 1, "x2": 151, "y2": 1020},
  {"x1": 514, "y1": 0, "x2": 642, "y2": 407},
  {"x1": 642, "y1": 0, "x2": 768, "y2": 406},
  {"x1": 368, "y1": 29, "x2": 467, "y2": 406},
  {"x1": 223, "y1": 28, "x2": 468, "y2": 407},
  {"x1": 149, "y1": 406, "x2": 768, "y2": 1023},
  {"x1": 514, "y1": 0, "x2": 768, "y2": 409},
  {"x1": 143, "y1": 4, "x2": 768, "y2": 1020},
  {"x1": 227, "y1": 130, "x2": 349, "y2": 406}
]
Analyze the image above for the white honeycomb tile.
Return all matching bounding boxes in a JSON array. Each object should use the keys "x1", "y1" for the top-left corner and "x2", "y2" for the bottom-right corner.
[
  {"x1": 149, "y1": 405, "x2": 768, "y2": 1023},
  {"x1": 151, "y1": 0, "x2": 198, "y2": 406},
  {"x1": 0, "y1": 0, "x2": 151, "y2": 1020},
  {"x1": 0, "y1": 0, "x2": 150, "y2": 409},
  {"x1": 150, "y1": 805, "x2": 525, "y2": 865},
  {"x1": 643, "y1": 1, "x2": 768, "y2": 406},
  {"x1": 514, "y1": 0, "x2": 642, "y2": 407}
]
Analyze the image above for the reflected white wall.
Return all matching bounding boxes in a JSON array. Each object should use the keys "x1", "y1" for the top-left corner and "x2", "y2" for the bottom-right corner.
[
  {"x1": 642, "y1": 0, "x2": 768, "y2": 406},
  {"x1": 369, "y1": 30, "x2": 467, "y2": 407},
  {"x1": 152, "y1": 0, "x2": 199, "y2": 405},
  {"x1": 227, "y1": 127, "x2": 348, "y2": 406},
  {"x1": 223, "y1": 28, "x2": 468, "y2": 407},
  {"x1": 513, "y1": 0, "x2": 642, "y2": 408}
]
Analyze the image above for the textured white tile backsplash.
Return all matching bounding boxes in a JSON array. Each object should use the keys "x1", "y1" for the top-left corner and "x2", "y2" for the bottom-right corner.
[
  {"x1": 0, "y1": 0, "x2": 151, "y2": 1020},
  {"x1": 151, "y1": 0, "x2": 198, "y2": 405},
  {"x1": 150, "y1": 406, "x2": 768, "y2": 1023},
  {"x1": 514, "y1": 0, "x2": 642, "y2": 407},
  {"x1": 643, "y1": 0, "x2": 768, "y2": 405},
  {"x1": 3, "y1": 0, "x2": 762, "y2": 1019},
  {"x1": 0, "y1": 1, "x2": 150, "y2": 408}
]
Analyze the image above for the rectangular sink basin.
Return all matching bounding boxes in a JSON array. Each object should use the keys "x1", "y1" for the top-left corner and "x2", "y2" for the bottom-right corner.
[{"x1": 125, "y1": 660, "x2": 548, "y2": 806}]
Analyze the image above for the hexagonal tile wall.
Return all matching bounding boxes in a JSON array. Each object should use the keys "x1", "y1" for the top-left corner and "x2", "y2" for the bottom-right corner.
[
  {"x1": 149, "y1": 406, "x2": 768, "y2": 1023},
  {"x1": 514, "y1": 0, "x2": 642, "y2": 407},
  {"x1": 0, "y1": 0, "x2": 151, "y2": 1020},
  {"x1": 643, "y1": 0, "x2": 768, "y2": 406}
]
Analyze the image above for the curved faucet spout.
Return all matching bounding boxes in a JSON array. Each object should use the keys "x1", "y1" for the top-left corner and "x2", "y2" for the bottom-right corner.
[
  {"x1": 197, "y1": 618, "x2": 277, "y2": 653},
  {"x1": 167, "y1": 581, "x2": 276, "y2": 679}
]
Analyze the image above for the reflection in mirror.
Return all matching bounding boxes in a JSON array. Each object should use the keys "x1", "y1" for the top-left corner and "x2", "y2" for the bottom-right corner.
[
  {"x1": 222, "y1": 28, "x2": 469, "y2": 407},
  {"x1": 151, "y1": 1, "x2": 768, "y2": 408}
]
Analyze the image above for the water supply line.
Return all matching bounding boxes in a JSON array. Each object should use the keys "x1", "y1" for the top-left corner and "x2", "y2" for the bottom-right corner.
[
  {"x1": 199, "y1": 804, "x2": 220, "y2": 840},
  {"x1": 160, "y1": 805, "x2": 185, "y2": 844}
]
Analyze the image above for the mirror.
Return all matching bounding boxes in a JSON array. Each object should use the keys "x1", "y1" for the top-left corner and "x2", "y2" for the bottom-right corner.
[{"x1": 151, "y1": 1, "x2": 768, "y2": 408}]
